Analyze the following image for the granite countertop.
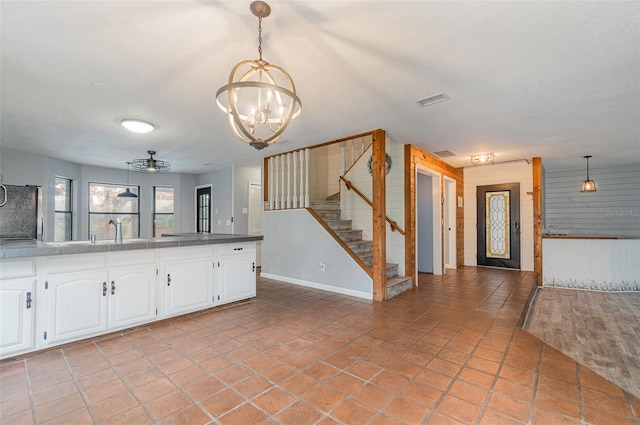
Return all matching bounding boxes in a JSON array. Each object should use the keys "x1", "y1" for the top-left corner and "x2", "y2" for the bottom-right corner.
[{"x1": 0, "y1": 233, "x2": 263, "y2": 259}]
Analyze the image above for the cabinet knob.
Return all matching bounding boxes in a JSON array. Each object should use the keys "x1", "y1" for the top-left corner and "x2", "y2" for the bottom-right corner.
[
  {"x1": 102, "y1": 282, "x2": 107, "y2": 296},
  {"x1": 111, "y1": 281, "x2": 116, "y2": 295},
  {"x1": 26, "y1": 291, "x2": 32, "y2": 309},
  {"x1": 233, "y1": 247, "x2": 243, "y2": 251},
  {"x1": 167, "y1": 274, "x2": 171, "y2": 286}
]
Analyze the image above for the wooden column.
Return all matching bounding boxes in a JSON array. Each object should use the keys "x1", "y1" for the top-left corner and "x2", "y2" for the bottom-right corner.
[
  {"x1": 372, "y1": 129, "x2": 387, "y2": 301},
  {"x1": 532, "y1": 157, "x2": 543, "y2": 285}
]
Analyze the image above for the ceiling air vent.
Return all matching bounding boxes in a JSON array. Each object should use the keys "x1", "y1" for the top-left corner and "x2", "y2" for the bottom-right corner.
[
  {"x1": 433, "y1": 150, "x2": 457, "y2": 158},
  {"x1": 416, "y1": 92, "x2": 449, "y2": 108}
]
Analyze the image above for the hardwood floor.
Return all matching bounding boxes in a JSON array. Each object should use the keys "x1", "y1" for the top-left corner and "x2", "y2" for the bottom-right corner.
[{"x1": 524, "y1": 287, "x2": 640, "y2": 398}]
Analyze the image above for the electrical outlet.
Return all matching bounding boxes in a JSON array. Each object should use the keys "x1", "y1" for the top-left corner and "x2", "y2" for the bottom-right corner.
[{"x1": 320, "y1": 261, "x2": 326, "y2": 272}]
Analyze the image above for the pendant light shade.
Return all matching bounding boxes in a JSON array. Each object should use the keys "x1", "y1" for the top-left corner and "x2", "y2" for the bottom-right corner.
[
  {"x1": 216, "y1": 1, "x2": 301, "y2": 150},
  {"x1": 118, "y1": 162, "x2": 138, "y2": 198},
  {"x1": 580, "y1": 155, "x2": 596, "y2": 192}
]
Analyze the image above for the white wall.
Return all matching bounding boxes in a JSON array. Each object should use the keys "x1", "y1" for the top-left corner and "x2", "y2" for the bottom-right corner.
[
  {"x1": 463, "y1": 161, "x2": 534, "y2": 271},
  {"x1": 261, "y1": 209, "x2": 372, "y2": 299},
  {"x1": 233, "y1": 165, "x2": 261, "y2": 234},
  {"x1": 341, "y1": 137, "x2": 405, "y2": 275},
  {"x1": 196, "y1": 167, "x2": 233, "y2": 233},
  {"x1": 544, "y1": 162, "x2": 640, "y2": 236},
  {"x1": 1, "y1": 147, "x2": 196, "y2": 241}
]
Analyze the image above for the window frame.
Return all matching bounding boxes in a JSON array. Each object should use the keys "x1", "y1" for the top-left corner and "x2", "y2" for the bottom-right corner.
[
  {"x1": 153, "y1": 186, "x2": 175, "y2": 237},
  {"x1": 88, "y1": 181, "x2": 140, "y2": 240},
  {"x1": 54, "y1": 176, "x2": 73, "y2": 241}
]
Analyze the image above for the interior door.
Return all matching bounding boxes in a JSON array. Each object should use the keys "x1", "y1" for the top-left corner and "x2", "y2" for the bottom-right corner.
[
  {"x1": 477, "y1": 183, "x2": 521, "y2": 269},
  {"x1": 196, "y1": 187, "x2": 211, "y2": 233}
]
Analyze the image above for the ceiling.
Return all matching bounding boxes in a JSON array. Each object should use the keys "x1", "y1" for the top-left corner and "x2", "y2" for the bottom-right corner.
[{"x1": 1, "y1": 1, "x2": 638, "y2": 174}]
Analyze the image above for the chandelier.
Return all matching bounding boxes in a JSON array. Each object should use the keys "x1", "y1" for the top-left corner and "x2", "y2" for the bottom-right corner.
[
  {"x1": 216, "y1": 1, "x2": 302, "y2": 150},
  {"x1": 131, "y1": 150, "x2": 171, "y2": 173}
]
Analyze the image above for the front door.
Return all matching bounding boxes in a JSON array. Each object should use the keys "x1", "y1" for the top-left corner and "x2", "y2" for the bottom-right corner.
[
  {"x1": 196, "y1": 187, "x2": 211, "y2": 233},
  {"x1": 477, "y1": 183, "x2": 520, "y2": 269}
]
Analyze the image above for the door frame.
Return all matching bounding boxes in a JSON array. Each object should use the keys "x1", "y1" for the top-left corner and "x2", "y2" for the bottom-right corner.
[
  {"x1": 444, "y1": 177, "x2": 457, "y2": 270},
  {"x1": 415, "y1": 165, "x2": 443, "y2": 281},
  {"x1": 476, "y1": 183, "x2": 521, "y2": 269},
  {"x1": 194, "y1": 184, "x2": 212, "y2": 233}
]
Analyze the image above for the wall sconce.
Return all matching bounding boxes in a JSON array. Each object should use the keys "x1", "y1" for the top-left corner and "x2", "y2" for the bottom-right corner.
[
  {"x1": 580, "y1": 155, "x2": 596, "y2": 192},
  {"x1": 471, "y1": 153, "x2": 494, "y2": 166}
]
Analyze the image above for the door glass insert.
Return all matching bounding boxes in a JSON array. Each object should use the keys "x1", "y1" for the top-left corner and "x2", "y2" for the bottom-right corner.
[{"x1": 485, "y1": 190, "x2": 510, "y2": 259}]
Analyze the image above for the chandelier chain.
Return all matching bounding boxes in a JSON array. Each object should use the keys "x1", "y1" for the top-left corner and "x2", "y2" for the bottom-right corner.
[{"x1": 257, "y1": 14, "x2": 263, "y2": 61}]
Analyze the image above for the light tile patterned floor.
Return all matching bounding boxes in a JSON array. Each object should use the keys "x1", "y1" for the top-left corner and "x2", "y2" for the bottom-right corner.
[{"x1": 1, "y1": 267, "x2": 639, "y2": 424}]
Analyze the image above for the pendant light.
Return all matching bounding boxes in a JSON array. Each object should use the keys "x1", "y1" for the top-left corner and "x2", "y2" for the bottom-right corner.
[
  {"x1": 216, "y1": 1, "x2": 302, "y2": 150},
  {"x1": 118, "y1": 162, "x2": 138, "y2": 198},
  {"x1": 580, "y1": 155, "x2": 596, "y2": 192}
]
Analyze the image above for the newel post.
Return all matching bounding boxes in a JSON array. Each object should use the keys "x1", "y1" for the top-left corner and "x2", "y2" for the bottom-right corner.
[{"x1": 371, "y1": 129, "x2": 387, "y2": 301}]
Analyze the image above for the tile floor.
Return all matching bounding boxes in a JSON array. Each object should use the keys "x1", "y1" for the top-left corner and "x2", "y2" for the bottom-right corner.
[{"x1": 1, "y1": 267, "x2": 639, "y2": 424}]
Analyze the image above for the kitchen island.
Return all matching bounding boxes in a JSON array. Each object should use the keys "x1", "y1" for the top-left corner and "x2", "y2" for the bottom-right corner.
[{"x1": 0, "y1": 233, "x2": 262, "y2": 359}]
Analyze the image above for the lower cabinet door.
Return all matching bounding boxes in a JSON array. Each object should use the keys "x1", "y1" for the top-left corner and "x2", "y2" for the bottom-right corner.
[
  {"x1": 165, "y1": 259, "x2": 212, "y2": 316},
  {"x1": 46, "y1": 271, "x2": 108, "y2": 344},
  {"x1": 108, "y1": 265, "x2": 157, "y2": 329},
  {"x1": 219, "y1": 252, "x2": 256, "y2": 304},
  {"x1": 0, "y1": 278, "x2": 35, "y2": 358}
]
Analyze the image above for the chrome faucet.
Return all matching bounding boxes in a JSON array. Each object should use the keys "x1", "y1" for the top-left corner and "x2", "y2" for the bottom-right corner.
[{"x1": 108, "y1": 219, "x2": 123, "y2": 243}]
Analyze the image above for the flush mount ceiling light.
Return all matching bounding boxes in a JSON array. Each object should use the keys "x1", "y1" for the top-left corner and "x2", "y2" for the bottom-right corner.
[
  {"x1": 216, "y1": 1, "x2": 302, "y2": 150},
  {"x1": 131, "y1": 150, "x2": 170, "y2": 173},
  {"x1": 121, "y1": 119, "x2": 155, "y2": 134},
  {"x1": 580, "y1": 155, "x2": 596, "y2": 192},
  {"x1": 471, "y1": 153, "x2": 494, "y2": 166},
  {"x1": 117, "y1": 162, "x2": 138, "y2": 198}
]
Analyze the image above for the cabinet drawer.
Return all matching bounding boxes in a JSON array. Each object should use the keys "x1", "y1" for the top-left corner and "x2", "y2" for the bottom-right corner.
[
  {"x1": 0, "y1": 258, "x2": 36, "y2": 279},
  {"x1": 216, "y1": 242, "x2": 256, "y2": 256},
  {"x1": 47, "y1": 254, "x2": 107, "y2": 274},
  {"x1": 163, "y1": 246, "x2": 213, "y2": 261},
  {"x1": 109, "y1": 250, "x2": 155, "y2": 268}
]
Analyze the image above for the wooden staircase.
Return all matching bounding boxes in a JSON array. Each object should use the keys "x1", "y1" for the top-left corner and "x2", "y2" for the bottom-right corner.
[{"x1": 310, "y1": 200, "x2": 412, "y2": 299}]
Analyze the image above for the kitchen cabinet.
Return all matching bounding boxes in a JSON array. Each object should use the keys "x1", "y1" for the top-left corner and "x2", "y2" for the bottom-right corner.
[
  {"x1": 0, "y1": 258, "x2": 37, "y2": 358},
  {"x1": 164, "y1": 247, "x2": 214, "y2": 317},
  {"x1": 217, "y1": 243, "x2": 256, "y2": 304},
  {"x1": 45, "y1": 270, "x2": 108, "y2": 344},
  {"x1": 0, "y1": 278, "x2": 35, "y2": 358},
  {"x1": 108, "y1": 265, "x2": 157, "y2": 329}
]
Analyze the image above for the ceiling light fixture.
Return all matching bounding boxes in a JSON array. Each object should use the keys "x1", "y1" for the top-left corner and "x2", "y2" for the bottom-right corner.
[
  {"x1": 216, "y1": 1, "x2": 302, "y2": 150},
  {"x1": 131, "y1": 150, "x2": 170, "y2": 173},
  {"x1": 580, "y1": 155, "x2": 596, "y2": 192},
  {"x1": 121, "y1": 119, "x2": 155, "y2": 134},
  {"x1": 117, "y1": 162, "x2": 138, "y2": 198},
  {"x1": 471, "y1": 153, "x2": 494, "y2": 166}
]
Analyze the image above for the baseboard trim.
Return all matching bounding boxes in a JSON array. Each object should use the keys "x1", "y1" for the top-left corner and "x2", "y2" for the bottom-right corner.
[{"x1": 260, "y1": 273, "x2": 373, "y2": 300}]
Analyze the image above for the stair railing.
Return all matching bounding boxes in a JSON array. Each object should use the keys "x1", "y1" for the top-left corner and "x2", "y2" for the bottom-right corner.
[
  {"x1": 267, "y1": 149, "x2": 310, "y2": 210},
  {"x1": 339, "y1": 176, "x2": 405, "y2": 235}
]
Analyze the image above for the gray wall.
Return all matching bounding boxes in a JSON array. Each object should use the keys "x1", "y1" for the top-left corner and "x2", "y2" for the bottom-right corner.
[
  {"x1": 1, "y1": 147, "x2": 196, "y2": 241},
  {"x1": 196, "y1": 167, "x2": 233, "y2": 234},
  {"x1": 544, "y1": 162, "x2": 640, "y2": 236},
  {"x1": 233, "y1": 165, "x2": 261, "y2": 235}
]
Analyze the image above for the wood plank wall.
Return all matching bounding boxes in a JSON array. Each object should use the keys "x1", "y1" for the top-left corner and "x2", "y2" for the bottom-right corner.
[{"x1": 404, "y1": 145, "x2": 464, "y2": 286}]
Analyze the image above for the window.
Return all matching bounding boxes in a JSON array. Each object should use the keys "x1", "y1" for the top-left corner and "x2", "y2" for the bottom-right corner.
[
  {"x1": 54, "y1": 177, "x2": 72, "y2": 241},
  {"x1": 89, "y1": 182, "x2": 139, "y2": 240},
  {"x1": 154, "y1": 186, "x2": 174, "y2": 237}
]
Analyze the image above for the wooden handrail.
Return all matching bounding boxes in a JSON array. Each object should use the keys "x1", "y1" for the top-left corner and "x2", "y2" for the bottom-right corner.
[{"x1": 339, "y1": 176, "x2": 406, "y2": 236}]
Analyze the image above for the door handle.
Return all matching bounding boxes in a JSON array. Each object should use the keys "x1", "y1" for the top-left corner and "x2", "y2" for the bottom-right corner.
[
  {"x1": 167, "y1": 274, "x2": 171, "y2": 286},
  {"x1": 103, "y1": 282, "x2": 107, "y2": 296},
  {"x1": 514, "y1": 221, "x2": 520, "y2": 234},
  {"x1": 111, "y1": 281, "x2": 116, "y2": 295},
  {"x1": 26, "y1": 292, "x2": 32, "y2": 309}
]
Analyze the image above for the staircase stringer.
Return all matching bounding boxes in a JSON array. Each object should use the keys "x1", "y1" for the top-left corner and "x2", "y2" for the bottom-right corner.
[{"x1": 306, "y1": 208, "x2": 373, "y2": 278}]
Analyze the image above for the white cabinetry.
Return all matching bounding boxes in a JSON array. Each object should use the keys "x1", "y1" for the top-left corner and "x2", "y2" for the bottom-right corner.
[
  {"x1": 0, "y1": 258, "x2": 36, "y2": 357},
  {"x1": 217, "y1": 242, "x2": 256, "y2": 304},
  {"x1": 163, "y1": 246, "x2": 214, "y2": 317},
  {"x1": 108, "y1": 250, "x2": 157, "y2": 329},
  {"x1": 44, "y1": 253, "x2": 108, "y2": 344}
]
